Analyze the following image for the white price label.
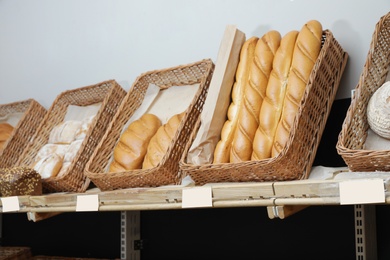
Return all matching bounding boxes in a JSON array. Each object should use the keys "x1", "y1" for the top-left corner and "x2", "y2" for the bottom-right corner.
[
  {"x1": 182, "y1": 187, "x2": 213, "y2": 208},
  {"x1": 1, "y1": 196, "x2": 20, "y2": 212},
  {"x1": 76, "y1": 194, "x2": 99, "y2": 211},
  {"x1": 339, "y1": 179, "x2": 385, "y2": 205}
]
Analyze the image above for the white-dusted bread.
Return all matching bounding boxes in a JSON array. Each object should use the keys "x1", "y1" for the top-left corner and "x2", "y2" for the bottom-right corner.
[
  {"x1": 32, "y1": 153, "x2": 63, "y2": 179},
  {"x1": 212, "y1": 37, "x2": 258, "y2": 163},
  {"x1": 252, "y1": 30, "x2": 299, "y2": 160},
  {"x1": 64, "y1": 139, "x2": 84, "y2": 163},
  {"x1": 272, "y1": 20, "x2": 323, "y2": 157},
  {"x1": 142, "y1": 112, "x2": 185, "y2": 169},
  {"x1": 35, "y1": 143, "x2": 69, "y2": 162},
  {"x1": 49, "y1": 120, "x2": 82, "y2": 144},
  {"x1": 109, "y1": 113, "x2": 162, "y2": 172},
  {"x1": 75, "y1": 115, "x2": 96, "y2": 140},
  {"x1": 230, "y1": 30, "x2": 281, "y2": 162}
]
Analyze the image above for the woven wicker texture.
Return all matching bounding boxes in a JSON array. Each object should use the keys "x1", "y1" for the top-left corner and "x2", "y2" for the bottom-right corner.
[
  {"x1": 337, "y1": 12, "x2": 390, "y2": 171},
  {"x1": 0, "y1": 247, "x2": 31, "y2": 260},
  {"x1": 180, "y1": 30, "x2": 348, "y2": 185},
  {"x1": 17, "y1": 80, "x2": 126, "y2": 193},
  {"x1": 84, "y1": 59, "x2": 214, "y2": 190},
  {"x1": 0, "y1": 99, "x2": 47, "y2": 168}
]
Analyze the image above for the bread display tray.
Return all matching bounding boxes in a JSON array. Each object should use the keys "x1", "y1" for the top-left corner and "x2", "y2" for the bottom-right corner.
[
  {"x1": 180, "y1": 29, "x2": 348, "y2": 185},
  {"x1": 85, "y1": 59, "x2": 214, "y2": 190},
  {"x1": 337, "y1": 12, "x2": 390, "y2": 171},
  {"x1": 17, "y1": 80, "x2": 126, "y2": 193},
  {"x1": 0, "y1": 99, "x2": 47, "y2": 168}
]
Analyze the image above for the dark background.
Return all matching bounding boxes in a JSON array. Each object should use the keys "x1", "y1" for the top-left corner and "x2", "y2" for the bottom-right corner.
[{"x1": 3, "y1": 98, "x2": 389, "y2": 259}]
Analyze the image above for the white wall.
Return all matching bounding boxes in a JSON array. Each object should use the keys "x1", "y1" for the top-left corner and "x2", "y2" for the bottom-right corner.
[{"x1": 0, "y1": 0, "x2": 389, "y2": 108}]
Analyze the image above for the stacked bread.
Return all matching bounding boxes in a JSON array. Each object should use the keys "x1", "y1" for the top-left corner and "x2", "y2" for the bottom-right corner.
[
  {"x1": 213, "y1": 20, "x2": 323, "y2": 163},
  {"x1": 109, "y1": 111, "x2": 185, "y2": 172},
  {"x1": 31, "y1": 115, "x2": 95, "y2": 179}
]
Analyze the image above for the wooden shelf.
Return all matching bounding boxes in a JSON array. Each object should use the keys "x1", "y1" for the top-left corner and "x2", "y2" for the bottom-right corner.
[{"x1": 2, "y1": 168, "x2": 390, "y2": 215}]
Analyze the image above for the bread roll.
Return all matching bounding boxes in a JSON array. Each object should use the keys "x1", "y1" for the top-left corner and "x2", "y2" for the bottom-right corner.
[
  {"x1": 75, "y1": 115, "x2": 96, "y2": 140},
  {"x1": 272, "y1": 20, "x2": 322, "y2": 157},
  {"x1": 48, "y1": 120, "x2": 82, "y2": 144},
  {"x1": 64, "y1": 139, "x2": 83, "y2": 163},
  {"x1": 230, "y1": 31, "x2": 281, "y2": 162},
  {"x1": 0, "y1": 122, "x2": 14, "y2": 151},
  {"x1": 252, "y1": 30, "x2": 299, "y2": 160},
  {"x1": 109, "y1": 113, "x2": 162, "y2": 172},
  {"x1": 32, "y1": 153, "x2": 63, "y2": 179},
  {"x1": 142, "y1": 112, "x2": 185, "y2": 169},
  {"x1": 57, "y1": 161, "x2": 72, "y2": 178},
  {"x1": 212, "y1": 37, "x2": 258, "y2": 163}
]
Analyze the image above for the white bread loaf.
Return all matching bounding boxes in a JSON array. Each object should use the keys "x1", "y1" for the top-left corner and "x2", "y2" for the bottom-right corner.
[
  {"x1": 142, "y1": 112, "x2": 185, "y2": 169},
  {"x1": 48, "y1": 120, "x2": 82, "y2": 144},
  {"x1": 252, "y1": 30, "x2": 299, "y2": 160},
  {"x1": 230, "y1": 31, "x2": 281, "y2": 162},
  {"x1": 35, "y1": 143, "x2": 69, "y2": 162},
  {"x1": 32, "y1": 153, "x2": 63, "y2": 179},
  {"x1": 212, "y1": 37, "x2": 258, "y2": 163},
  {"x1": 109, "y1": 113, "x2": 162, "y2": 172},
  {"x1": 64, "y1": 139, "x2": 84, "y2": 163},
  {"x1": 272, "y1": 20, "x2": 323, "y2": 157}
]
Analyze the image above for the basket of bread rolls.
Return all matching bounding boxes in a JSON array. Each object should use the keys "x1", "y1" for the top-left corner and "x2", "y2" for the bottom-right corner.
[
  {"x1": 180, "y1": 20, "x2": 348, "y2": 185},
  {"x1": 84, "y1": 59, "x2": 214, "y2": 190},
  {"x1": 337, "y1": 12, "x2": 390, "y2": 172},
  {"x1": 16, "y1": 80, "x2": 126, "y2": 193},
  {"x1": 0, "y1": 99, "x2": 47, "y2": 168}
]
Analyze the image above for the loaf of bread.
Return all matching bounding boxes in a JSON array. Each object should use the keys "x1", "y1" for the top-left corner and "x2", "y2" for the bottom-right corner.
[
  {"x1": 109, "y1": 113, "x2": 162, "y2": 172},
  {"x1": 252, "y1": 30, "x2": 299, "y2": 160},
  {"x1": 64, "y1": 139, "x2": 83, "y2": 163},
  {"x1": 48, "y1": 120, "x2": 82, "y2": 144},
  {"x1": 32, "y1": 153, "x2": 64, "y2": 179},
  {"x1": 35, "y1": 143, "x2": 69, "y2": 162},
  {"x1": 272, "y1": 20, "x2": 322, "y2": 157},
  {"x1": 212, "y1": 37, "x2": 258, "y2": 163},
  {"x1": 75, "y1": 115, "x2": 96, "y2": 140},
  {"x1": 0, "y1": 122, "x2": 14, "y2": 151},
  {"x1": 0, "y1": 166, "x2": 42, "y2": 197},
  {"x1": 230, "y1": 31, "x2": 281, "y2": 162},
  {"x1": 142, "y1": 112, "x2": 185, "y2": 169}
]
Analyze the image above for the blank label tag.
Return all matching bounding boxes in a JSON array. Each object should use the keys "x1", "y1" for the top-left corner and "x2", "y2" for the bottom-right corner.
[
  {"x1": 1, "y1": 196, "x2": 20, "y2": 212},
  {"x1": 182, "y1": 187, "x2": 213, "y2": 208},
  {"x1": 76, "y1": 194, "x2": 99, "y2": 211},
  {"x1": 339, "y1": 179, "x2": 385, "y2": 205}
]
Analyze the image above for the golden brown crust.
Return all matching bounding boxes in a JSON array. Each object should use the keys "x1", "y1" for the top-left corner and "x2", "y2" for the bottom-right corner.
[
  {"x1": 142, "y1": 112, "x2": 185, "y2": 169},
  {"x1": 0, "y1": 122, "x2": 14, "y2": 151},
  {"x1": 109, "y1": 113, "x2": 161, "y2": 172},
  {"x1": 272, "y1": 20, "x2": 323, "y2": 157},
  {"x1": 212, "y1": 37, "x2": 258, "y2": 163},
  {"x1": 252, "y1": 30, "x2": 299, "y2": 160},
  {"x1": 230, "y1": 31, "x2": 281, "y2": 162}
]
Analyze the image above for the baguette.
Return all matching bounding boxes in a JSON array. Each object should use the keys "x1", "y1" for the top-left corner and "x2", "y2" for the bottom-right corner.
[
  {"x1": 212, "y1": 37, "x2": 258, "y2": 163},
  {"x1": 272, "y1": 20, "x2": 323, "y2": 157},
  {"x1": 252, "y1": 30, "x2": 299, "y2": 160},
  {"x1": 230, "y1": 30, "x2": 281, "y2": 162}
]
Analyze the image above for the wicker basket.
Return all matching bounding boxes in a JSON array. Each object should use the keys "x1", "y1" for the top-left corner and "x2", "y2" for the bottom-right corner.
[
  {"x1": 0, "y1": 99, "x2": 47, "y2": 168},
  {"x1": 17, "y1": 80, "x2": 126, "y2": 193},
  {"x1": 336, "y1": 12, "x2": 390, "y2": 171},
  {"x1": 0, "y1": 247, "x2": 31, "y2": 260},
  {"x1": 180, "y1": 29, "x2": 348, "y2": 185},
  {"x1": 84, "y1": 59, "x2": 214, "y2": 190}
]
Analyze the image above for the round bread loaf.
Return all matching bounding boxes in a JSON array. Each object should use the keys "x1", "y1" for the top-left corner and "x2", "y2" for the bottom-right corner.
[{"x1": 0, "y1": 122, "x2": 14, "y2": 151}]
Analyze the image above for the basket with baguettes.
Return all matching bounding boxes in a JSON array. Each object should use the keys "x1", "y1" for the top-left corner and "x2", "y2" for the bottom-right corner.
[
  {"x1": 84, "y1": 59, "x2": 214, "y2": 191},
  {"x1": 16, "y1": 80, "x2": 126, "y2": 193},
  {"x1": 337, "y1": 12, "x2": 390, "y2": 171},
  {"x1": 180, "y1": 21, "x2": 348, "y2": 185},
  {"x1": 0, "y1": 99, "x2": 47, "y2": 168}
]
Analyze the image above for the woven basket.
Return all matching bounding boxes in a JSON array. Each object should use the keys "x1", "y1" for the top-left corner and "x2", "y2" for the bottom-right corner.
[
  {"x1": 0, "y1": 99, "x2": 47, "y2": 168},
  {"x1": 180, "y1": 30, "x2": 348, "y2": 185},
  {"x1": 17, "y1": 80, "x2": 126, "y2": 193},
  {"x1": 0, "y1": 247, "x2": 31, "y2": 260},
  {"x1": 337, "y1": 12, "x2": 390, "y2": 171},
  {"x1": 84, "y1": 59, "x2": 214, "y2": 190}
]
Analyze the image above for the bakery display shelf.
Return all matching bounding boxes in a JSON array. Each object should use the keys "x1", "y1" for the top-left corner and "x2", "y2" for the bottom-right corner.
[{"x1": 1, "y1": 169, "x2": 390, "y2": 214}]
